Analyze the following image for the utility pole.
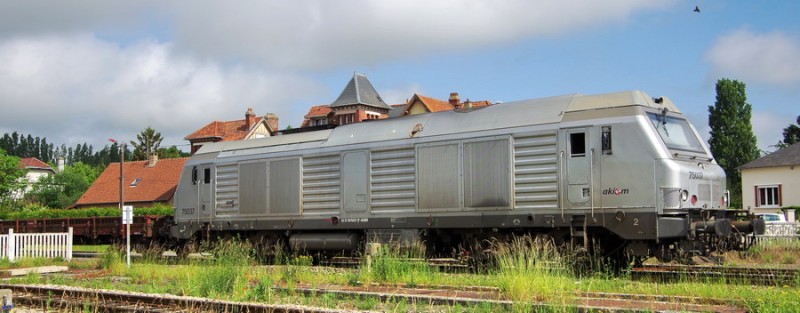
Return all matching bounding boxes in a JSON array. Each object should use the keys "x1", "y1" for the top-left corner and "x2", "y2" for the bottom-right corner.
[{"x1": 110, "y1": 139, "x2": 130, "y2": 269}]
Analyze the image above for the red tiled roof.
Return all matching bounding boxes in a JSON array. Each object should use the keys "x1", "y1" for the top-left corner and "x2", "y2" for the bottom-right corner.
[
  {"x1": 305, "y1": 105, "x2": 332, "y2": 118},
  {"x1": 185, "y1": 115, "x2": 279, "y2": 142},
  {"x1": 19, "y1": 157, "x2": 52, "y2": 170},
  {"x1": 300, "y1": 105, "x2": 332, "y2": 128},
  {"x1": 466, "y1": 100, "x2": 492, "y2": 108},
  {"x1": 74, "y1": 158, "x2": 188, "y2": 207},
  {"x1": 416, "y1": 94, "x2": 453, "y2": 112},
  {"x1": 185, "y1": 120, "x2": 245, "y2": 141}
]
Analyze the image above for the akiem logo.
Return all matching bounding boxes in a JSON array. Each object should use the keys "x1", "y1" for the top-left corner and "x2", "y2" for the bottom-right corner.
[{"x1": 602, "y1": 187, "x2": 630, "y2": 196}]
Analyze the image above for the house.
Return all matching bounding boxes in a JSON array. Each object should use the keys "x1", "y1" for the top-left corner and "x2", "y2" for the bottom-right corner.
[
  {"x1": 13, "y1": 157, "x2": 56, "y2": 199},
  {"x1": 739, "y1": 142, "x2": 800, "y2": 222},
  {"x1": 185, "y1": 108, "x2": 279, "y2": 154},
  {"x1": 299, "y1": 105, "x2": 332, "y2": 128},
  {"x1": 401, "y1": 94, "x2": 453, "y2": 116},
  {"x1": 397, "y1": 92, "x2": 494, "y2": 117},
  {"x1": 327, "y1": 73, "x2": 393, "y2": 125},
  {"x1": 74, "y1": 155, "x2": 187, "y2": 209}
]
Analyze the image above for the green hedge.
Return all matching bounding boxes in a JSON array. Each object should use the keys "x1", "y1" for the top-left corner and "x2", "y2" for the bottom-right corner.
[{"x1": 0, "y1": 204, "x2": 172, "y2": 220}]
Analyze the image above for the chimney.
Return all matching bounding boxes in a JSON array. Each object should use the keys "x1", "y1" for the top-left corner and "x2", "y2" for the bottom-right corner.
[
  {"x1": 449, "y1": 92, "x2": 460, "y2": 109},
  {"x1": 464, "y1": 99, "x2": 472, "y2": 109},
  {"x1": 147, "y1": 153, "x2": 158, "y2": 167},
  {"x1": 245, "y1": 108, "x2": 256, "y2": 130},
  {"x1": 57, "y1": 157, "x2": 65, "y2": 173},
  {"x1": 265, "y1": 113, "x2": 279, "y2": 134}
]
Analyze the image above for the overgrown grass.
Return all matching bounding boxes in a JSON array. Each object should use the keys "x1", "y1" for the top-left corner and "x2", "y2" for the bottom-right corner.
[
  {"x1": 361, "y1": 242, "x2": 437, "y2": 287},
  {"x1": 491, "y1": 236, "x2": 578, "y2": 311},
  {"x1": 3, "y1": 235, "x2": 798, "y2": 312},
  {"x1": 726, "y1": 239, "x2": 800, "y2": 266}
]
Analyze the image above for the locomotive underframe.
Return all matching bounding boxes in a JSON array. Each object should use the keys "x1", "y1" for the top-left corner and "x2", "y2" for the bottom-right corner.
[{"x1": 172, "y1": 206, "x2": 763, "y2": 262}]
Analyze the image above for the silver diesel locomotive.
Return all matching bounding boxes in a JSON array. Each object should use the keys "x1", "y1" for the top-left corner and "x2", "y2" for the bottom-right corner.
[{"x1": 170, "y1": 90, "x2": 764, "y2": 264}]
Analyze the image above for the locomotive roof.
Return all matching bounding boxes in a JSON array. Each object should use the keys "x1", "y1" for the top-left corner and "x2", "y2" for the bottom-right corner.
[{"x1": 194, "y1": 90, "x2": 679, "y2": 156}]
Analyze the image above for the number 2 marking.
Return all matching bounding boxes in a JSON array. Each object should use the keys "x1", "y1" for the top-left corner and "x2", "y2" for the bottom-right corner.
[{"x1": 633, "y1": 218, "x2": 639, "y2": 226}]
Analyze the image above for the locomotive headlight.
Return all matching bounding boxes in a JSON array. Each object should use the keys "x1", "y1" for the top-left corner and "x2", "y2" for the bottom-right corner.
[{"x1": 680, "y1": 190, "x2": 689, "y2": 202}]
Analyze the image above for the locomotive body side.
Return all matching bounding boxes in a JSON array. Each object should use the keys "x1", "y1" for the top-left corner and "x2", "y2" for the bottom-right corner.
[{"x1": 170, "y1": 90, "x2": 761, "y2": 261}]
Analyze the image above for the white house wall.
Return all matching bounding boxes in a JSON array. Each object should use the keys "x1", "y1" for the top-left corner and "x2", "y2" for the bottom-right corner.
[{"x1": 741, "y1": 165, "x2": 800, "y2": 215}]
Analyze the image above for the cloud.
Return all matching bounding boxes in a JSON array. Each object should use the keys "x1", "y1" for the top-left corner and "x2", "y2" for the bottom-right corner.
[
  {"x1": 0, "y1": 1, "x2": 670, "y2": 70},
  {"x1": 166, "y1": 0, "x2": 670, "y2": 70},
  {"x1": 0, "y1": 34, "x2": 323, "y2": 149},
  {"x1": 706, "y1": 29, "x2": 800, "y2": 86}
]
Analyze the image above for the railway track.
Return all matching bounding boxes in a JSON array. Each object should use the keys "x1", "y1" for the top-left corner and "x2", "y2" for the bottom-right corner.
[
  {"x1": 0, "y1": 284, "x2": 361, "y2": 313},
  {"x1": 631, "y1": 264, "x2": 799, "y2": 286},
  {"x1": 0, "y1": 283, "x2": 745, "y2": 313}
]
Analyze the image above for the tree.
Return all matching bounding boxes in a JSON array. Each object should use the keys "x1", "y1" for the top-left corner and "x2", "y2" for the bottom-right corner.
[
  {"x1": 158, "y1": 145, "x2": 189, "y2": 159},
  {"x1": 707, "y1": 79, "x2": 760, "y2": 208},
  {"x1": 779, "y1": 115, "x2": 800, "y2": 148},
  {"x1": 26, "y1": 162, "x2": 101, "y2": 209},
  {"x1": 0, "y1": 148, "x2": 26, "y2": 206},
  {"x1": 130, "y1": 126, "x2": 163, "y2": 161}
]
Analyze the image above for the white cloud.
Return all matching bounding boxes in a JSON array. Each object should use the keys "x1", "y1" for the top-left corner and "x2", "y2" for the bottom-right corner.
[
  {"x1": 706, "y1": 29, "x2": 800, "y2": 86},
  {"x1": 0, "y1": 1, "x2": 670, "y2": 70},
  {"x1": 0, "y1": 34, "x2": 323, "y2": 149},
  {"x1": 166, "y1": 0, "x2": 670, "y2": 70}
]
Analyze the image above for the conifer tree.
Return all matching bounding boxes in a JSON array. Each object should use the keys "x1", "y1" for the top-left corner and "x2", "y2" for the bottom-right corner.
[{"x1": 707, "y1": 78, "x2": 759, "y2": 208}]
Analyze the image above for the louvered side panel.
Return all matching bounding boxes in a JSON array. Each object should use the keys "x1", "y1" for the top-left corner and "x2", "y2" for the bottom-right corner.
[
  {"x1": 302, "y1": 154, "x2": 341, "y2": 215},
  {"x1": 513, "y1": 133, "x2": 558, "y2": 210},
  {"x1": 371, "y1": 147, "x2": 416, "y2": 213},
  {"x1": 215, "y1": 163, "x2": 239, "y2": 214}
]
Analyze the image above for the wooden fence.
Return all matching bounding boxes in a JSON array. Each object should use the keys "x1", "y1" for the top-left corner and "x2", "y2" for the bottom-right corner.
[{"x1": 0, "y1": 228, "x2": 73, "y2": 262}]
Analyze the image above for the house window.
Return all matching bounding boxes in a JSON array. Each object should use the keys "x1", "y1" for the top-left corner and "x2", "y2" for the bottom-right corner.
[
  {"x1": 755, "y1": 185, "x2": 781, "y2": 208},
  {"x1": 130, "y1": 178, "x2": 141, "y2": 187}
]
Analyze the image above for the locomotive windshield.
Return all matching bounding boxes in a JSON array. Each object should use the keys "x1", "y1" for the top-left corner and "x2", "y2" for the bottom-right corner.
[{"x1": 647, "y1": 112, "x2": 705, "y2": 153}]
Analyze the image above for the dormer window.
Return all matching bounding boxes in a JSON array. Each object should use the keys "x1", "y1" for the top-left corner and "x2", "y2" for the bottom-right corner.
[{"x1": 130, "y1": 178, "x2": 141, "y2": 187}]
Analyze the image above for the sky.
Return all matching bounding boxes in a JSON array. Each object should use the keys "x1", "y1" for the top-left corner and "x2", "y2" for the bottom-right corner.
[{"x1": 0, "y1": 1, "x2": 798, "y2": 154}]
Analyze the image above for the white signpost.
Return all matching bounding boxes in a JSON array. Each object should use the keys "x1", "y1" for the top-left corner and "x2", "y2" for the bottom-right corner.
[{"x1": 122, "y1": 205, "x2": 133, "y2": 268}]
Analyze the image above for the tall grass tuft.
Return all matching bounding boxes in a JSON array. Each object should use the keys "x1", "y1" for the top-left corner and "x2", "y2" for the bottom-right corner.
[
  {"x1": 492, "y1": 235, "x2": 576, "y2": 307},
  {"x1": 363, "y1": 241, "x2": 435, "y2": 286},
  {"x1": 189, "y1": 237, "x2": 255, "y2": 298},
  {"x1": 100, "y1": 246, "x2": 126, "y2": 274}
]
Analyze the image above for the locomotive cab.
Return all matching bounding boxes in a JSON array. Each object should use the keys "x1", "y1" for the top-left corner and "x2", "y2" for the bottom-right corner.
[{"x1": 641, "y1": 106, "x2": 762, "y2": 261}]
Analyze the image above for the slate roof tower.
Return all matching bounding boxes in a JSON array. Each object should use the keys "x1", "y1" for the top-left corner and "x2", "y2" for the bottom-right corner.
[{"x1": 328, "y1": 73, "x2": 391, "y2": 125}]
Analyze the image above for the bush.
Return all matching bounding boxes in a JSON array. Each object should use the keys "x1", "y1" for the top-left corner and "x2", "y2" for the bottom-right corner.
[{"x1": 0, "y1": 204, "x2": 172, "y2": 220}]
